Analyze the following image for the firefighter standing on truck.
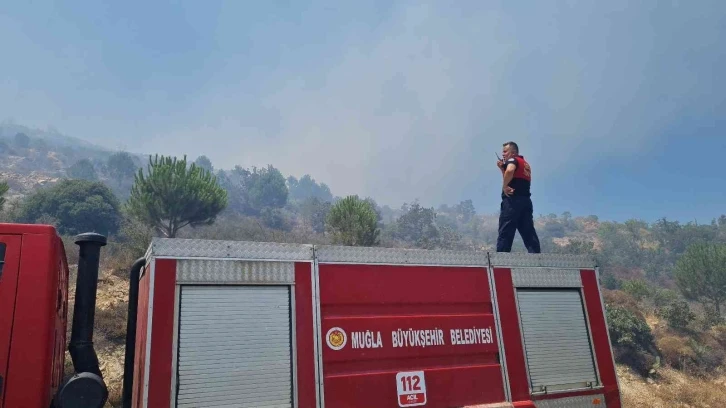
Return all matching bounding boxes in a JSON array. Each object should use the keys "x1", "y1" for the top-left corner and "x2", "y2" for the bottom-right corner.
[{"x1": 496, "y1": 141, "x2": 541, "y2": 253}]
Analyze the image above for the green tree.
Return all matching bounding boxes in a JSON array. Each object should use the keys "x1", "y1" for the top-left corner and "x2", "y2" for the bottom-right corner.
[
  {"x1": 194, "y1": 155, "x2": 214, "y2": 173},
  {"x1": 622, "y1": 279, "x2": 653, "y2": 302},
  {"x1": 67, "y1": 159, "x2": 98, "y2": 181},
  {"x1": 14, "y1": 132, "x2": 30, "y2": 148},
  {"x1": 393, "y1": 201, "x2": 441, "y2": 249},
  {"x1": 215, "y1": 167, "x2": 247, "y2": 214},
  {"x1": 601, "y1": 273, "x2": 622, "y2": 290},
  {"x1": 287, "y1": 174, "x2": 333, "y2": 202},
  {"x1": 326, "y1": 195, "x2": 379, "y2": 246},
  {"x1": 0, "y1": 181, "x2": 9, "y2": 212},
  {"x1": 107, "y1": 151, "x2": 138, "y2": 183},
  {"x1": 674, "y1": 242, "x2": 726, "y2": 316},
  {"x1": 119, "y1": 213, "x2": 155, "y2": 258},
  {"x1": 127, "y1": 155, "x2": 228, "y2": 238},
  {"x1": 659, "y1": 300, "x2": 695, "y2": 331},
  {"x1": 246, "y1": 165, "x2": 288, "y2": 212},
  {"x1": 454, "y1": 199, "x2": 476, "y2": 223},
  {"x1": 300, "y1": 197, "x2": 331, "y2": 234},
  {"x1": 17, "y1": 179, "x2": 121, "y2": 235}
]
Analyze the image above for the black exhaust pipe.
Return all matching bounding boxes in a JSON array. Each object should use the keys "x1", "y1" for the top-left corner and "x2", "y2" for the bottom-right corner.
[
  {"x1": 122, "y1": 257, "x2": 146, "y2": 408},
  {"x1": 69, "y1": 233, "x2": 106, "y2": 375},
  {"x1": 54, "y1": 233, "x2": 108, "y2": 408}
]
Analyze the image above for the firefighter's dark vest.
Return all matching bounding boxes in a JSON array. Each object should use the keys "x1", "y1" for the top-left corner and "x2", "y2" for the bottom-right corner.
[{"x1": 503, "y1": 155, "x2": 532, "y2": 197}]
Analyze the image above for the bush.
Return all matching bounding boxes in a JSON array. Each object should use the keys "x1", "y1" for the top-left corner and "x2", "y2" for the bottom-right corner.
[
  {"x1": 118, "y1": 216, "x2": 154, "y2": 259},
  {"x1": 692, "y1": 336, "x2": 726, "y2": 375},
  {"x1": 658, "y1": 300, "x2": 695, "y2": 331},
  {"x1": 601, "y1": 273, "x2": 622, "y2": 290},
  {"x1": 603, "y1": 289, "x2": 642, "y2": 316},
  {"x1": 14, "y1": 132, "x2": 30, "y2": 148},
  {"x1": 657, "y1": 335, "x2": 696, "y2": 371},
  {"x1": 607, "y1": 304, "x2": 655, "y2": 350},
  {"x1": 653, "y1": 288, "x2": 679, "y2": 308},
  {"x1": 67, "y1": 159, "x2": 98, "y2": 181},
  {"x1": 622, "y1": 279, "x2": 653, "y2": 302},
  {"x1": 17, "y1": 179, "x2": 121, "y2": 236},
  {"x1": 605, "y1": 303, "x2": 657, "y2": 375},
  {"x1": 261, "y1": 208, "x2": 292, "y2": 231}
]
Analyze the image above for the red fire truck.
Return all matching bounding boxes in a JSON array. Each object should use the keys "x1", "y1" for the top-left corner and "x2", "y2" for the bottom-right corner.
[{"x1": 0, "y1": 223, "x2": 621, "y2": 408}]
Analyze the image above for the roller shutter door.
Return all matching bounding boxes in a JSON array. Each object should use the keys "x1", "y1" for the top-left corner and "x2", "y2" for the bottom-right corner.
[
  {"x1": 177, "y1": 285, "x2": 293, "y2": 408},
  {"x1": 516, "y1": 289, "x2": 598, "y2": 392}
]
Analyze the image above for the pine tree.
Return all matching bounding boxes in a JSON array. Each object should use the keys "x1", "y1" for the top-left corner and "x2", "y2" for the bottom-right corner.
[
  {"x1": 127, "y1": 154, "x2": 227, "y2": 238},
  {"x1": 674, "y1": 242, "x2": 726, "y2": 317},
  {"x1": 326, "y1": 195, "x2": 380, "y2": 246}
]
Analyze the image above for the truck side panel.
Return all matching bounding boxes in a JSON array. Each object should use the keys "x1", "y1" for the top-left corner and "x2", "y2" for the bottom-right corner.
[
  {"x1": 294, "y1": 262, "x2": 318, "y2": 408},
  {"x1": 494, "y1": 265, "x2": 621, "y2": 408},
  {"x1": 4, "y1": 233, "x2": 58, "y2": 408},
  {"x1": 580, "y1": 270, "x2": 621, "y2": 407},
  {"x1": 319, "y1": 263, "x2": 506, "y2": 408},
  {"x1": 492, "y1": 267, "x2": 530, "y2": 403},
  {"x1": 146, "y1": 259, "x2": 176, "y2": 408},
  {"x1": 132, "y1": 261, "x2": 151, "y2": 408},
  {"x1": 0, "y1": 235, "x2": 22, "y2": 408}
]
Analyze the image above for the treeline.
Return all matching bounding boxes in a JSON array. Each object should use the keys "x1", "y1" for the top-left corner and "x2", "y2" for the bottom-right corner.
[
  {"x1": 0, "y1": 152, "x2": 479, "y2": 251},
  {"x1": 1, "y1": 150, "x2": 726, "y2": 381}
]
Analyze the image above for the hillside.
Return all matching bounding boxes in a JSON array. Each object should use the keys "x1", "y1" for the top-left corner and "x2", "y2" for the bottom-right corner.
[
  {"x1": 0, "y1": 124, "x2": 146, "y2": 202},
  {"x1": 2, "y1": 123, "x2": 726, "y2": 407}
]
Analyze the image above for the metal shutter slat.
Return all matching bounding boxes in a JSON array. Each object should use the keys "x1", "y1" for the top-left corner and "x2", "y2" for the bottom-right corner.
[
  {"x1": 177, "y1": 285, "x2": 293, "y2": 408},
  {"x1": 517, "y1": 289, "x2": 598, "y2": 391}
]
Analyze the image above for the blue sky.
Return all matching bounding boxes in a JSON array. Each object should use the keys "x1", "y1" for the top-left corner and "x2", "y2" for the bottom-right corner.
[{"x1": 1, "y1": 0, "x2": 725, "y2": 223}]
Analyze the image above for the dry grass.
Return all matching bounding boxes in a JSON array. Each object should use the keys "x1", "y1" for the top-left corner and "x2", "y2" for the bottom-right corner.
[{"x1": 618, "y1": 365, "x2": 726, "y2": 407}]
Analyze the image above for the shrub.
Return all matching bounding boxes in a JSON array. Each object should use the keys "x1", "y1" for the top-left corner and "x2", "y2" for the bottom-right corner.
[
  {"x1": 603, "y1": 289, "x2": 642, "y2": 316},
  {"x1": 601, "y1": 272, "x2": 622, "y2": 290},
  {"x1": 711, "y1": 324, "x2": 726, "y2": 348},
  {"x1": 692, "y1": 336, "x2": 726, "y2": 375},
  {"x1": 622, "y1": 279, "x2": 653, "y2": 302},
  {"x1": 607, "y1": 304, "x2": 655, "y2": 350},
  {"x1": 605, "y1": 303, "x2": 657, "y2": 375},
  {"x1": 657, "y1": 335, "x2": 696, "y2": 370},
  {"x1": 658, "y1": 300, "x2": 695, "y2": 331},
  {"x1": 653, "y1": 288, "x2": 679, "y2": 309},
  {"x1": 67, "y1": 159, "x2": 98, "y2": 181},
  {"x1": 17, "y1": 179, "x2": 121, "y2": 236},
  {"x1": 261, "y1": 208, "x2": 291, "y2": 231}
]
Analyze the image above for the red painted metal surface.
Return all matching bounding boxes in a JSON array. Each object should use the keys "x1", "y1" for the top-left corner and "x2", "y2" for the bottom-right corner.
[
  {"x1": 492, "y1": 268, "x2": 530, "y2": 404},
  {"x1": 132, "y1": 263, "x2": 151, "y2": 408},
  {"x1": 2, "y1": 227, "x2": 67, "y2": 408},
  {"x1": 0, "y1": 223, "x2": 58, "y2": 235},
  {"x1": 496, "y1": 267, "x2": 621, "y2": 408},
  {"x1": 294, "y1": 262, "x2": 317, "y2": 407},
  {"x1": 0, "y1": 235, "x2": 22, "y2": 408},
  {"x1": 51, "y1": 238, "x2": 70, "y2": 400},
  {"x1": 147, "y1": 259, "x2": 176, "y2": 408},
  {"x1": 581, "y1": 270, "x2": 621, "y2": 408},
  {"x1": 319, "y1": 264, "x2": 505, "y2": 408}
]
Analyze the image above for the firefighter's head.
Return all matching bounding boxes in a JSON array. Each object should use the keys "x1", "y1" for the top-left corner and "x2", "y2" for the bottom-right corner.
[{"x1": 502, "y1": 141, "x2": 519, "y2": 160}]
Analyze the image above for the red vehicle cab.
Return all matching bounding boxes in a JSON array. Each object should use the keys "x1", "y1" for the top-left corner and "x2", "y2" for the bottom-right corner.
[{"x1": 0, "y1": 224, "x2": 69, "y2": 408}]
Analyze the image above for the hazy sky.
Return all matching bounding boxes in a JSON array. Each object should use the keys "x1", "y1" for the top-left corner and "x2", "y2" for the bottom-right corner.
[{"x1": 1, "y1": 1, "x2": 725, "y2": 223}]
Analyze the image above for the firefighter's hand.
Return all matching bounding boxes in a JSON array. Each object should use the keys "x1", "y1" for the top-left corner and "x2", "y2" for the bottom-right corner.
[
  {"x1": 497, "y1": 160, "x2": 504, "y2": 170},
  {"x1": 503, "y1": 186, "x2": 514, "y2": 196}
]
